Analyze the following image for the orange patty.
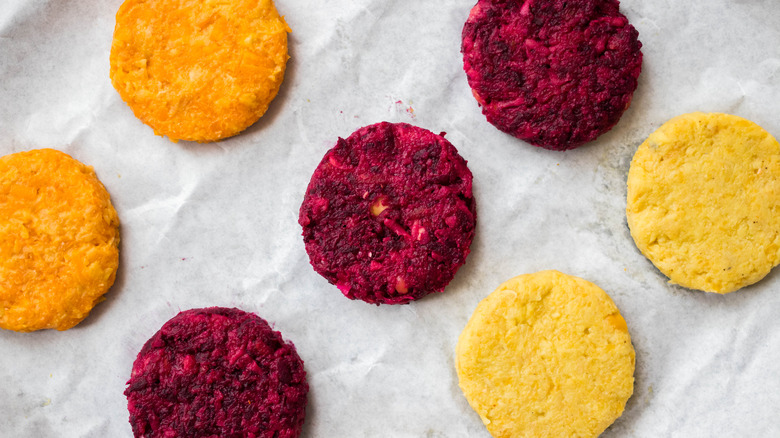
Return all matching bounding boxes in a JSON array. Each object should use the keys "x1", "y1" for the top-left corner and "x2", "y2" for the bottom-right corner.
[
  {"x1": 0, "y1": 149, "x2": 120, "y2": 332},
  {"x1": 110, "y1": 0, "x2": 291, "y2": 142}
]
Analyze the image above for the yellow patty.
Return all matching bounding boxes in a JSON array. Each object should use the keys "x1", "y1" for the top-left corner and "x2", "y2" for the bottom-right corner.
[
  {"x1": 0, "y1": 149, "x2": 120, "y2": 332},
  {"x1": 627, "y1": 112, "x2": 780, "y2": 293},
  {"x1": 456, "y1": 271, "x2": 635, "y2": 438},
  {"x1": 110, "y1": 0, "x2": 290, "y2": 142}
]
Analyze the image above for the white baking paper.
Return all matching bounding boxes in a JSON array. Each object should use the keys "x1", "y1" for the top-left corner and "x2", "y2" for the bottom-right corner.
[{"x1": 1, "y1": 0, "x2": 780, "y2": 436}]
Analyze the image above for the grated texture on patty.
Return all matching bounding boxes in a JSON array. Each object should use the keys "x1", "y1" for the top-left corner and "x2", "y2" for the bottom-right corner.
[
  {"x1": 462, "y1": 0, "x2": 642, "y2": 150},
  {"x1": 125, "y1": 307, "x2": 308, "y2": 438},
  {"x1": 299, "y1": 122, "x2": 476, "y2": 304},
  {"x1": 110, "y1": 0, "x2": 290, "y2": 142},
  {"x1": 0, "y1": 149, "x2": 119, "y2": 332}
]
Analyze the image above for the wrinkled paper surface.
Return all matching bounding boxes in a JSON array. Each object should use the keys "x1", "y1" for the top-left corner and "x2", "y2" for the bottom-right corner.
[{"x1": 1, "y1": 0, "x2": 780, "y2": 436}]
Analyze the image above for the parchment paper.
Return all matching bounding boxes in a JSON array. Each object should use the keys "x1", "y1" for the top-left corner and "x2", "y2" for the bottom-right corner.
[{"x1": 1, "y1": 0, "x2": 780, "y2": 436}]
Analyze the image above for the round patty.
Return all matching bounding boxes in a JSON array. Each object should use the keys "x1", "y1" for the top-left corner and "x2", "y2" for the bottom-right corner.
[
  {"x1": 0, "y1": 149, "x2": 120, "y2": 332},
  {"x1": 462, "y1": 0, "x2": 642, "y2": 150},
  {"x1": 457, "y1": 270, "x2": 635, "y2": 437},
  {"x1": 125, "y1": 307, "x2": 308, "y2": 438},
  {"x1": 299, "y1": 122, "x2": 476, "y2": 304},
  {"x1": 110, "y1": 0, "x2": 290, "y2": 142},
  {"x1": 627, "y1": 112, "x2": 780, "y2": 293}
]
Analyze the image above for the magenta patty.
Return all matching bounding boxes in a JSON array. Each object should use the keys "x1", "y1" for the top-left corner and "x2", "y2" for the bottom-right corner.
[
  {"x1": 125, "y1": 307, "x2": 308, "y2": 438},
  {"x1": 462, "y1": 0, "x2": 642, "y2": 150},
  {"x1": 299, "y1": 122, "x2": 476, "y2": 305}
]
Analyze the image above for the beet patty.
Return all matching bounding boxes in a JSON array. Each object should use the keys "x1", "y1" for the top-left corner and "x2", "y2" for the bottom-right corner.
[
  {"x1": 299, "y1": 122, "x2": 476, "y2": 305},
  {"x1": 462, "y1": 0, "x2": 642, "y2": 150},
  {"x1": 125, "y1": 307, "x2": 308, "y2": 438}
]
